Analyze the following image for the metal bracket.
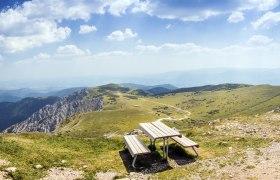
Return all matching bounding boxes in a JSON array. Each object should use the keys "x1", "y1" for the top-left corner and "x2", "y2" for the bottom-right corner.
[
  {"x1": 132, "y1": 155, "x2": 138, "y2": 168},
  {"x1": 191, "y1": 146, "x2": 199, "y2": 156}
]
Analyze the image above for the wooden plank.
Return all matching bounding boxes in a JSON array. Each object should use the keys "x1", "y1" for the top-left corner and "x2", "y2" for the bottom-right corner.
[
  {"x1": 140, "y1": 123, "x2": 166, "y2": 139},
  {"x1": 152, "y1": 121, "x2": 180, "y2": 137},
  {"x1": 132, "y1": 135, "x2": 150, "y2": 153},
  {"x1": 172, "y1": 136, "x2": 199, "y2": 148},
  {"x1": 127, "y1": 136, "x2": 142, "y2": 154},
  {"x1": 124, "y1": 136, "x2": 138, "y2": 157},
  {"x1": 144, "y1": 123, "x2": 167, "y2": 137},
  {"x1": 139, "y1": 123, "x2": 158, "y2": 139},
  {"x1": 124, "y1": 135, "x2": 151, "y2": 157}
]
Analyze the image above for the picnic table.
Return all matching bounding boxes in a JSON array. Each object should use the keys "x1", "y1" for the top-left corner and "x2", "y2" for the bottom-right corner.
[{"x1": 139, "y1": 121, "x2": 181, "y2": 159}]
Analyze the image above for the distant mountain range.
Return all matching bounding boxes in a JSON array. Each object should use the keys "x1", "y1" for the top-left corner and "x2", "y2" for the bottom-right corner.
[
  {"x1": 127, "y1": 68, "x2": 280, "y2": 87},
  {"x1": 0, "y1": 87, "x2": 85, "y2": 102},
  {"x1": 121, "y1": 83, "x2": 177, "y2": 95},
  {"x1": 1, "y1": 68, "x2": 280, "y2": 89}
]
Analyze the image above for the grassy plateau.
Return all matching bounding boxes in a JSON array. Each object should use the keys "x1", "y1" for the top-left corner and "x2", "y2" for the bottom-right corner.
[{"x1": 0, "y1": 83, "x2": 280, "y2": 179}]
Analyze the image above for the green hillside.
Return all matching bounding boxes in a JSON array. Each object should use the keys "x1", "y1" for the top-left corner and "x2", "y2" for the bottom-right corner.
[
  {"x1": 1, "y1": 83, "x2": 280, "y2": 179},
  {"x1": 57, "y1": 84, "x2": 280, "y2": 137}
]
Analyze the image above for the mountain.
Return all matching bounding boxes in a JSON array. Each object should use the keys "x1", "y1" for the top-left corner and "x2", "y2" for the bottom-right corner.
[
  {"x1": 146, "y1": 87, "x2": 171, "y2": 95},
  {"x1": 0, "y1": 96, "x2": 60, "y2": 131},
  {"x1": 121, "y1": 83, "x2": 178, "y2": 95},
  {"x1": 162, "y1": 83, "x2": 251, "y2": 95},
  {"x1": 121, "y1": 83, "x2": 177, "y2": 90},
  {"x1": 4, "y1": 89, "x2": 103, "y2": 133},
  {"x1": 56, "y1": 83, "x2": 280, "y2": 138},
  {"x1": 0, "y1": 87, "x2": 85, "y2": 102},
  {"x1": 135, "y1": 68, "x2": 280, "y2": 87},
  {"x1": 0, "y1": 95, "x2": 21, "y2": 103},
  {"x1": 47, "y1": 87, "x2": 86, "y2": 97}
]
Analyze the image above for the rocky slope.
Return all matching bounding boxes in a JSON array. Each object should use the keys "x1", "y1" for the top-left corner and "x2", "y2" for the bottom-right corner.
[
  {"x1": 4, "y1": 89, "x2": 103, "y2": 133},
  {"x1": 0, "y1": 96, "x2": 60, "y2": 131}
]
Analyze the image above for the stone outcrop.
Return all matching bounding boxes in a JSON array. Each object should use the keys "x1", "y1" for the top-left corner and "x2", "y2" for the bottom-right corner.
[{"x1": 4, "y1": 89, "x2": 103, "y2": 133}]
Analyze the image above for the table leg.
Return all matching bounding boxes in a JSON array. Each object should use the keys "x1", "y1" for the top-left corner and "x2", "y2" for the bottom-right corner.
[
  {"x1": 166, "y1": 138, "x2": 169, "y2": 160},
  {"x1": 163, "y1": 138, "x2": 166, "y2": 159}
]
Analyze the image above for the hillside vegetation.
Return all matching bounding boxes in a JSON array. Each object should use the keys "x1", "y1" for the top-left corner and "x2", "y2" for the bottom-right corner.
[
  {"x1": 1, "y1": 83, "x2": 280, "y2": 179},
  {"x1": 58, "y1": 84, "x2": 280, "y2": 137}
]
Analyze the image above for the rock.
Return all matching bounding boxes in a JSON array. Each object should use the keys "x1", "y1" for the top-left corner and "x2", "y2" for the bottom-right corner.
[
  {"x1": 219, "y1": 142, "x2": 229, "y2": 146},
  {"x1": 82, "y1": 165, "x2": 88, "y2": 169},
  {"x1": 61, "y1": 160, "x2": 67, "y2": 164},
  {"x1": 95, "y1": 171, "x2": 121, "y2": 180},
  {"x1": 5, "y1": 167, "x2": 16, "y2": 172},
  {"x1": 0, "y1": 159, "x2": 10, "y2": 166},
  {"x1": 229, "y1": 174, "x2": 234, "y2": 178},
  {"x1": 34, "y1": 164, "x2": 43, "y2": 169},
  {"x1": 127, "y1": 129, "x2": 143, "y2": 135},
  {"x1": 4, "y1": 89, "x2": 103, "y2": 133},
  {"x1": 42, "y1": 167, "x2": 83, "y2": 180}
]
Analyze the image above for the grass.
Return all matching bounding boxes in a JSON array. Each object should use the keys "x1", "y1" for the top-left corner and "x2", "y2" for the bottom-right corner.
[
  {"x1": 0, "y1": 133, "x2": 126, "y2": 179},
  {"x1": 58, "y1": 108, "x2": 156, "y2": 137},
  {"x1": 151, "y1": 85, "x2": 280, "y2": 120},
  {"x1": 1, "y1": 84, "x2": 280, "y2": 179}
]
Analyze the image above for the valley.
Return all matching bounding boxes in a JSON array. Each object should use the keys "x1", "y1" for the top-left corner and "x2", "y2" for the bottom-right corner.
[{"x1": 0, "y1": 83, "x2": 279, "y2": 179}]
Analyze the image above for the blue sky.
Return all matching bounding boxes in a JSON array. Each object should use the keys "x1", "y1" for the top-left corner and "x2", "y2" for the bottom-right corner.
[{"x1": 1, "y1": 0, "x2": 280, "y2": 87}]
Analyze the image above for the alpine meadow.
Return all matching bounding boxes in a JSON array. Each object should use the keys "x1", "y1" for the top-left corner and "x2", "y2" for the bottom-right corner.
[{"x1": 0, "y1": 0, "x2": 280, "y2": 180}]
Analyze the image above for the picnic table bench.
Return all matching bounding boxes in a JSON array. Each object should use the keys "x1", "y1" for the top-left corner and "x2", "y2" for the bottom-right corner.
[
  {"x1": 172, "y1": 135, "x2": 199, "y2": 156},
  {"x1": 124, "y1": 135, "x2": 151, "y2": 168}
]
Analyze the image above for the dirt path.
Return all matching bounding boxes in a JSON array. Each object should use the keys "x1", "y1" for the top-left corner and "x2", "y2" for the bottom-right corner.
[{"x1": 140, "y1": 98, "x2": 191, "y2": 120}]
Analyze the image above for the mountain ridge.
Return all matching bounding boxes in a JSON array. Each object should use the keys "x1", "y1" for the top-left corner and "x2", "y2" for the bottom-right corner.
[
  {"x1": 0, "y1": 96, "x2": 60, "y2": 131},
  {"x1": 4, "y1": 89, "x2": 103, "y2": 133}
]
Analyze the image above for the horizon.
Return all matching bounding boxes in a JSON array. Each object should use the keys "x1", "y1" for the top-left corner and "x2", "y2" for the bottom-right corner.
[
  {"x1": 1, "y1": 0, "x2": 280, "y2": 87},
  {"x1": 1, "y1": 67, "x2": 280, "y2": 90}
]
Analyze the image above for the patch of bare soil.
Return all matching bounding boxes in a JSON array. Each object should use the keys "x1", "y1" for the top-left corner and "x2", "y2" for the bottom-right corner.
[
  {"x1": 0, "y1": 171, "x2": 11, "y2": 180},
  {"x1": 191, "y1": 142, "x2": 280, "y2": 180},
  {"x1": 230, "y1": 142, "x2": 280, "y2": 180},
  {"x1": 41, "y1": 167, "x2": 83, "y2": 180},
  {"x1": 213, "y1": 121, "x2": 280, "y2": 138},
  {"x1": 0, "y1": 160, "x2": 10, "y2": 167}
]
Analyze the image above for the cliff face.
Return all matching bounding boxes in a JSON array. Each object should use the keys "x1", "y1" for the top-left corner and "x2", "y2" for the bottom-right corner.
[{"x1": 4, "y1": 89, "x2": 103, "y2": 133}]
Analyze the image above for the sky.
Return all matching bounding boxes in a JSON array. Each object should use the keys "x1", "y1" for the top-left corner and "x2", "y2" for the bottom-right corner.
[{"x1": 1, "y1": 0, "x2": 280, "y2": 87}]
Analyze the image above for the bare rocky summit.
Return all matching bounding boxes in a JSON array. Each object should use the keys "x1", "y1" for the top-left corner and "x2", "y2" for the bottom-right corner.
[{"x1": 4, "y1": 89, "x2": 103, "y2": 133}]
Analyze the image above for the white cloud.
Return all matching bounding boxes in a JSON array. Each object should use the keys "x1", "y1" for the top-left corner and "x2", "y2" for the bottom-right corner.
[
  {"x1": 243, "y1": 0, "x2": 279, "y2": 11},
  {"x1": 0, "y1": 0, "x2": 145, "y2": 53},
  {"x1": 136, "y1": 45, "x2": 160, "y2": 52},
  {"x1": 79, "y1": 25, "x2": 97, "y2": 34},
  {"x1": 130, "y1": 0, "x2": 279, "y2": 22},
  {"x1": 131, "y1": 0, "x2": 153, "y2": 14},
  {"x1": 227, "y1": 11, "x2": 244, "y2": 23},
  {"x1": 94, "y1": 51, "x2": 130, "y2": 58},
  {"x1": 107, "y1": 28, "x2": 137, "y2": 41},
  {"x1": 248, "y1": 35, "x2": 273, "y2": 45},
  {"x1": 56, "y1": 45, "x2": 86, "y2": 56},
  {"x1": 165, "y1": 24, "x2": 173, "y2": 29},
  {"x1": 34, "y1": 53, "x2": 51, "y2": 60},
  {"x1": 252, "y1": 11, "x2": 280, "y2": 29},
  {"x1": 102, "y1": 0, "x2": 139, "y2": 16},
  {"x1": 136, "y1": 43, "x2": 214, "y2": 54},
  {"x1": 0, "y1": 20, "x2": 71, "y2": 53}
]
